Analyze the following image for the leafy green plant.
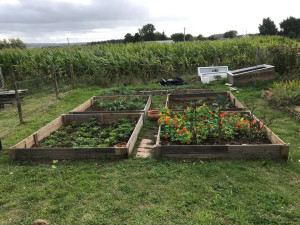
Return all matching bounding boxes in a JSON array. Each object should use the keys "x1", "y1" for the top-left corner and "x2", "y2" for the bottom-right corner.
[
  {"x1": 40, "y1": 117, "x2": 136, "y2": 148},
  {"x1": 95, "y1": 96, "x2": 145, "y2": 111}
]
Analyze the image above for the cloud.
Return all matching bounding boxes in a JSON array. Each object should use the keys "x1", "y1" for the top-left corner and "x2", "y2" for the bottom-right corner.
[{"x1": 0, "y1": 0, "x2": 149, "y2": 35}]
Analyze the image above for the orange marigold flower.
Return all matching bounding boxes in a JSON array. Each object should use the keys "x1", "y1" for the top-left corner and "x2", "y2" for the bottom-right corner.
[
  {"x1": 203, "y1": 103, "x2": 206, "y2": 107},
  {"x1": 187, "y1": 106, "x2": 189, "y2": 110},
  {"x1": 167, "y1": 110, "x2": 169, "y2": 114},
  {"x1": 174, "y1": 114, "x2": 177, "y2": 117},
  {"x1": 210, "y1": 112, "x2": 213, "y2": 115}
]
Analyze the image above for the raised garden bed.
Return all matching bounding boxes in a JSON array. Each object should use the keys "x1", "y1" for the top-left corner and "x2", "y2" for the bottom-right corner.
[
  {"x1": 166, "y1": 92, "x2": 246, "y2": 112},
  {"x1": 9, "y1": 113, "x2": 144, "y2": 160},
  {"x1": 227, "y1": 64, "x2": 275, "y2": 85},
  {"x1": 69, "y1": 95, "x2": 151, "y2": 116},
  {"x1": 153, "y1": 107, "x2": 289, "y2": 161}
]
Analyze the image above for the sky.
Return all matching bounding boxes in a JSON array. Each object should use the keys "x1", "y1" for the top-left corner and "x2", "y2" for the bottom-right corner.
[{"x1": 0, "y1": 0, "x2": 299, "y2": 43}]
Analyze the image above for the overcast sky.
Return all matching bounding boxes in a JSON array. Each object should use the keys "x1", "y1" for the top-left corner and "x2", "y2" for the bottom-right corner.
[{"x1": 0, "y1": 0, "x2": 299, "y2": 43}]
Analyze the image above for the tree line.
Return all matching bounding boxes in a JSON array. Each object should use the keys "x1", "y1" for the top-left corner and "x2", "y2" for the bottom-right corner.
[
  {"x1": 259, "y1": 16, "x2": 300, "y2": 38},
  {"x1": 0, "y1": 38, "x2": 26, "y2": 49}
]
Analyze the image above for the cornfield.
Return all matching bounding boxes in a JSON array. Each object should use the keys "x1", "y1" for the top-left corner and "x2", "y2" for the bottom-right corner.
[{"x1": 0, "y1": 36, "x2": 298, "y2": 86}]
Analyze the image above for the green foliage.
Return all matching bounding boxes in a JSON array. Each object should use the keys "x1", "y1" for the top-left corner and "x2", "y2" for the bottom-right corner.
[
  {"x1": 41, "y1": 118, "x2": 135, "y2": 147},
  {"x1": 95, "y1": 96, "x2": 145, "y2": 111},
  {"x1": 223, "y1": 30, "x2": 238, "y2": 39},
  {"x1": 280, "y1": 16, "x2": 300, "y2": 38},
  {"x1": 171, "y1": 33, "x2": 184, "y2": 42},
  {"x1": 158, "y1": 106, "x2": 266, "y2": 144},
  {"x1": 139, "y1": 24, "x2": 156, "y2": 41},
  {"x1": 0, "y1": 36, "x2": 298, "y2": 86},
  {"x1": 259, "y1": 17, "x2": 278, "y2": 35},
  {"x1": 266, "y1": 79, "x2": 300, "y2": 107},
  {"x1": 0, "y1": 38, "x2": 26, "y2": 50}
]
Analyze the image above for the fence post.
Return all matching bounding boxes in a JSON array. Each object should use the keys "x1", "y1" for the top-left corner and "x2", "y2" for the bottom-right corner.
[
  {"x1": 12, "y1": 73, "x2": 24, "y2": 124},
  {"x1": 0, "y1": 67, "x2": 5, "y2": 89},
  {"x1": 50, "y1": 63, "x2": 60, "y2": 99},
  {"x1": 69, "y1": 62, "x2": 76, "y2": 89}
]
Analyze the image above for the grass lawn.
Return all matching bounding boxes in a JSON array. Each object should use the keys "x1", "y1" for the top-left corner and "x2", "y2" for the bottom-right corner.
[{"x1": 0, "y1": 77, "x2": 300, "y2": 224}]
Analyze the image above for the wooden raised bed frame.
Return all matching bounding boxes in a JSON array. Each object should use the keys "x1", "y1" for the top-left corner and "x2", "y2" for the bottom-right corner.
[
  {"x1": 166, "y1": 92, "x2": 246, "y2": 112},
  {"x1": 69, "y1": 95, "x2": 151, "y2": 116},
  {"x1": 9, "y1": 113, "x2": 144, "y2": 160},
  {"x1": 227, "y1": 64, "x2": 275, "y2": 85},
  {"x1": 153, "y1": 111, "x2": 289, "y2": 161}
]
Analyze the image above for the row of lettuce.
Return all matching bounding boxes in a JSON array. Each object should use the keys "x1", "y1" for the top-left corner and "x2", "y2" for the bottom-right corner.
[{"x1": 0, "y1": 36, "x2": 298, "y2": 86}]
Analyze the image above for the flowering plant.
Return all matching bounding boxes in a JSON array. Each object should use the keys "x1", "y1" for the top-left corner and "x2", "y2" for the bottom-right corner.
[{"x1": 158, "y1": 104, "x2": 267, "y2": 144}]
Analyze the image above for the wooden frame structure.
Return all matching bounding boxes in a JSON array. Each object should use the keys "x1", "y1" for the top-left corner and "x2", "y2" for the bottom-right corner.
[
  {"x1": 227, "y1": 64, "x2": 275, "y2": 85},
  {"x1": 69, "y1": 95, "x2": 152, "y2": 117},
  {"x1": 165, "y1": 92, "x2": 246, "y2": 112},
  {"x1": 9, "y1": 113, "x2": 144, "y2": 160},
  {"x1": 153, "y1": 110, "x2": 289, "y2": 161}
]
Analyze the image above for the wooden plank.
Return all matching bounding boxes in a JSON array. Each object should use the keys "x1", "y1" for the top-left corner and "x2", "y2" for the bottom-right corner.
[
  {"x1": 11, "y1": 147, "x2": 118, "y2": 160},
  {"x1": 164, "y1": 154, "x2": 228, "y2": 159},
  {"x1": 165, "y1": 94, "x2": 170, "y2": 108},
  {"x1": 144, "y1": 95, "x2": 152, "y2": 114},
  {"x1": 160, "y1": 145, "x2": 228, "y2": 154},
  {"x1": 251, "y1": 114, "x2": 285, "y2": 145},
  {"x1": 229, "y1": 92, "x2": 246, "y2": 109},
  {"x1": 170, "y1": 92, "x2": 227, "y2": 99},
  {"x1": 69, "y1": 96, "x2": 93, "y2": 113},
  {"x1": 126, "y1": 114, "x2": 144, "y2": 157},
  {"x1": 280, "y1": 145, "x2": 289, "y2": 161},
  {"x1": 36, "y1": 116, "x2": 64, "y2": 142}
]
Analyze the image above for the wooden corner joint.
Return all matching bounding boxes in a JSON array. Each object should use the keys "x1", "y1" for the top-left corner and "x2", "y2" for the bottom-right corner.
[{"x1": 280, "y1": 145, "x2": 289, "y2": 161}]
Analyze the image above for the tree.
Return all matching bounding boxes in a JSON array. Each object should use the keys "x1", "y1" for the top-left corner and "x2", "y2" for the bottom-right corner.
[
  {"x1": 208, "y1": 35, "x2": 216, "y2": 41},
  {"x1": 197, "y1": 34, "x2": 207, "y2": 41},
  {"x1": 185, "y1": 34, "x2": 194, "y2": 41},
  {"x1": 0, "y1": 38, "x2": 26, "y2": 49},
  {"x1": 124, "y1": 33, "x2": 134, "y2": 43},
  {"x1": 154, "y1": 31, "x2": 168, "y2": 41},
  {"x1": 171, "y1": 33, "x2": 184, "y2": 42},
  {"x1": 259, "y1": 17, "x2": 278, "y2": 35},
  {"x1": 223, "y1": 30, "x2": 237, "y2": 39},
  {"x1": 280, "y1": 16, "x2": 300, "y2": 38},
  {"x1": 139, "y1": 24, "x2": 156, "y2": 41},
  {"x1": 133, "y1": 33, "x2": 141, "y2": 42}
]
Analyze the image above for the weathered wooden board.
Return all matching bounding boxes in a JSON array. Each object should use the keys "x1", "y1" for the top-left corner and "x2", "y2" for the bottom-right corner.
[
  {"x1": 69, "y1": 95, "x2": 152, "y2": 117},
  {"x1": 227, "y1": 65, "x2": 275, "y2": 85},
  {"x1": 10, "y1": 113, "x2": 144, "y2": 161}
]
